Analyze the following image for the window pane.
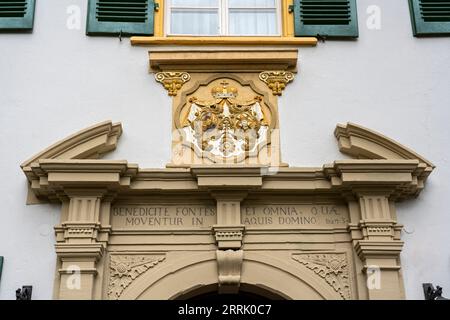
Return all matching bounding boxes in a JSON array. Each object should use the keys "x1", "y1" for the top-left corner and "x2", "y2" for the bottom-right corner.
[
  {"x1": 228, "y1": 0, "x2": 276, "y2": 8},
  {"x1": 229, "y1": 9, "x2": 277, "y2": 35},
  {"x1": 171, "y1": 9, "x2": 219, "y2": 35},
  {"x1": 171, "y1": 0, "x2": 219, "y2": 7}
]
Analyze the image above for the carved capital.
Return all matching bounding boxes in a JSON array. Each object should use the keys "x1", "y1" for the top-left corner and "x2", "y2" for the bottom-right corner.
[
  {"x1": 212, "y1": 225, "x2": 245, "y2": 249},
  {"x1": 292, "y1": 252, "x2": 351, "y2": 300},
  {"x1": 358, "y1": 221, "x2": 402, "y2": 241},
  {"x1": 155, "y1": 72, "x2": 191, "y2": 96},
  {"x1": 55, "y1": 243, "x2": 104, "y2": 260},
  {"x1": 62, "y1": 222, "x2": 101, "y2": 242},
  {"x1": 108, "y1": 254, "x2": 165, "y2": 300},
  {"x1": 216, "y1": 250, "x2": 244, "y2": 294},
  {"x1": 354, "y1": 240, "x2": 404, "y2": 261},
  {"x1": 259, "y1": 71, "x2": 294, "y2": 96}
]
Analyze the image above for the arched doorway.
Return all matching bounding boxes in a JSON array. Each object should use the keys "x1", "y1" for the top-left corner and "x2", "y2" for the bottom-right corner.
[
  {"x1": 176, "y1": 283, "x2": 286, "y2": 301},
  {"x1": 120, "y1": 252, "x2": 341, "y2": 300}
]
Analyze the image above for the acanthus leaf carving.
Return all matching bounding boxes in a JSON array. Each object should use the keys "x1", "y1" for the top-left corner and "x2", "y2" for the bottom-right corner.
[
  {"x1": 108, "y1": 254, "x2": 165, "y2": 300},
  {"x1": 155, "y1": 72, "x2": 191, "y2": 96},
  {"x1": 292, "y1": 253, "x2": 351, "y2": 300},
  {"x1": 259, "y1": 71, "x2": 294, "y2": 96}
]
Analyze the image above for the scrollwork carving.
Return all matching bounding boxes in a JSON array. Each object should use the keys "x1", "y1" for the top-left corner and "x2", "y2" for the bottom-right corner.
[
  {"x1": 216, "y1": 249, "x2": 244, "y2": 294},
  {"x1": 292, "y1": 253, "x2": 351, "y2": 300},
  {"x1": 108, "y1": 254, "x2": 165, "y2": 300},
  {"x1": 259, "y1": 71, "x2": 294, "y2": 96},
  {"x1": 155, "y1": 72, "x2": 191, "y2": 96}
]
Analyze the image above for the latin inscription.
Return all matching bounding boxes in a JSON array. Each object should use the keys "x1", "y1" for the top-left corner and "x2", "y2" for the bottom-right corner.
[
  {"x1": 111, "y1": 205, "x2": 217, "y2": 229},
  {"x1": 111, "y1": 204, "x2": 349, "y2": 230},
  {"x1": 241, "y1": 205, "x2": 349, "y2": 228}
]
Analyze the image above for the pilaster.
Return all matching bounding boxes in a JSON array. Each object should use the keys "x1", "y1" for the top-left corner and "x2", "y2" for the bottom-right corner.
[
  {"x1": 353, "y1": 192, "x2": 404, "y2": 300},
  {"x1": 55, "y1": 190, "x2": 110, "y2": 299}
]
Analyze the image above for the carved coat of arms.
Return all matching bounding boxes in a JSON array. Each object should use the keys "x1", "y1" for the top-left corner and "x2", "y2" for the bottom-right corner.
[{"x1": 181, "y1": 81, "x2": 269, "y2": 159}]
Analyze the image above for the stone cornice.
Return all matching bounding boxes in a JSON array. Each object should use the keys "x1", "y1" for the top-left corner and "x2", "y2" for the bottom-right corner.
[
  {"x1": 354, "y1": 240, "x2": 404, "y2": 260},
  {"x1": 191, "y1": 165, "x2": 264, "y2": 189},
  {"x1": 21, "y1": 122, "x2": 434, "y2": 203},
  {"x1": 148, "y1": 49, "x2": 298, "y2": 72},
  {"x1": 25, "y1": 160, "x2": 138, "y2": 201},
  {"x1": 323, "y1": 160, "x2": 427, "y2": 200},
  {"x1": 24, "y1": 160, "x2": 428, "y2": 202}
]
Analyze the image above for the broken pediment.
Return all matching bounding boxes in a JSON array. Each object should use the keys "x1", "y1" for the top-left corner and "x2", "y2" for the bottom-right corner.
[
  {"x1": 335, "y1": 122, "x2": 434, "y2": 180},
  {"x1": 21, "y1": 121, "x2": 122, "y2": 204}
]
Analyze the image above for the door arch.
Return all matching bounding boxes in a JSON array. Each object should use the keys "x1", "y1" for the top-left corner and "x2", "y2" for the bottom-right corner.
[{"x1": 119, "y1": 251, "x2": 342, "y2": 300}]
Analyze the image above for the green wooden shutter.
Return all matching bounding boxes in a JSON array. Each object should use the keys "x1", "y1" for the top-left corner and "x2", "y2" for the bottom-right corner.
[
  {"x1": 293, "y1": 0, "x2": 358, "y2": 38},
  {"x1": 0, "y1": 0, "x2": 35, "y2": 31},
  {"x1": 86, "y1": 0, "x2": 156, "y2": 36},
  {"x1": 409, "y1": 0, "x2": 450, "y2": 36},
  {"x1": 0, "y1": 256, "x2": 3, "y2": 283}
]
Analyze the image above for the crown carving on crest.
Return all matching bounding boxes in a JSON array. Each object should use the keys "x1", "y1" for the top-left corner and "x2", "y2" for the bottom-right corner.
[{"x1": 211, "y1": 81, "x2": 238, "y2": 99}]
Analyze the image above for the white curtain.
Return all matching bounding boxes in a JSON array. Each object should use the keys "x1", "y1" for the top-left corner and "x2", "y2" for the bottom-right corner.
[
  {"x1": 229, "y1": 9, "x2": 277, "y2": 35},
  {"x1": 229, "y1": 0, "x2": 276, "y2": 7},
  {"x1": 170, "y1": 0, "x2": 219, "y2": 35},
  {"x1": 228, "y1": 0, "x2": 277, "y2": 35},
  {"x1": 170, "y1": 0, "x2": 278, "y2": 36}
]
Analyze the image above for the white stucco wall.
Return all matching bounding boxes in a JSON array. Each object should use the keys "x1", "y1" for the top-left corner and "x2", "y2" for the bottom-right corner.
[{"x1": 0, "y1": 0, "x2": 449, "y2": 299}]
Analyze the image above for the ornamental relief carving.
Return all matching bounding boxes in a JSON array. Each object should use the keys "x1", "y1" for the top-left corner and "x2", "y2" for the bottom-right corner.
[
  {"x1": 175, "y1": 77, "x2": 275, "y2": 163},
  {"x1": 259, "y1": 71, "x2": 294, "y2": 96},
  {"x1": 155, "y1": 72, "x2": 191, "y2": 96},
  {"x1": 108, "y1": 254, "x2": 165, "y2": 300},
  {"x1": 292, "y1": 252, "x2": 351, "y2": 300}
]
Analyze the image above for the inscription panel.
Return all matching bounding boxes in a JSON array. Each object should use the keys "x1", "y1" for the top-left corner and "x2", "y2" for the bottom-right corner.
[
  {"x1": 111, "y1": 203, "x2": 350, "y2": 230},
  {"x1": 111, "y1": 205, "x2": 217, "y2": 230},
  {"x1": 241, "y1": 204, "x2": 350, "y2": 228}
]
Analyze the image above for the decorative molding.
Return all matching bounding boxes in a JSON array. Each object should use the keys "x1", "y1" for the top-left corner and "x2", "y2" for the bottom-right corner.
[
  {"x1": 63, "y1": 222, "x2": 100, "y2": 240},
  {"x1": 323, "y1": 160, "x2": 431, "y2": 200},
  {"x1": 212, "y1": 225, "x2": 245, "y2": 249},
  {"x1": 132, "y1": 36, "x2": 317, "y2": 47},
  {"x1": 155, "y1": 72, "x2": 191, "y2": 96},
  {"x1": 216, "y1": 250, "x2": 244, "y2": 294},
  {"x1": 55, "y1": 243, "x2": 104, "y2": 260},
  {"x1": 23, "y1": 160, "x2": 138, "y2": 202},
  {"x1": 259, "y1": 71, "x2": 295, "y2": 96},
  {"x1": 354, "y1": 240, "x2": 404, "y2": 260},
  {"x1": 149, "y1": 49, "x2": 298, "y2": 72},
  {"x1": 292, "y1": 253, "x2": 351, "y2": 300},
  {"x1": 334, "y1": 122, "x2": 435, "y2": 180},
  {"x1": 108, "y1": 254, "x2": 165, "y2": 300}
]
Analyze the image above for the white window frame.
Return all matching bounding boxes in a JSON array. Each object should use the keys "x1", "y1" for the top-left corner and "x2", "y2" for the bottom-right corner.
[{"x1": 165, "y1": 0, "x2": 282, "y2": 37}]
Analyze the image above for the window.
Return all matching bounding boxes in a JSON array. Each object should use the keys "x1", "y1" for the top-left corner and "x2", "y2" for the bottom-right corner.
[
  {"x1": 292, "y1": 0, "x2": 359, "y2": 38},
  {"x1": 86, "y1": 0, "x2": 156, "y2": 36},
  {"x1": 409, "y1": 0, "x2": 450, "y2": 36},
  {"x1": 167, "y1": 0, "x2": 281, "y2": 36},
  {"x1": 0, "y1": 0, "x2": 35, "y2": 31}
]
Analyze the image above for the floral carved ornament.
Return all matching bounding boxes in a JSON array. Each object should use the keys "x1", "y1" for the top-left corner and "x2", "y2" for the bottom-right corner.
[
  {"x1": 292, "y1": 253, "x2": 351, "y2": 300},
  {"x1": 108, "y1": 254, "x2": 165, "y2": 299}
]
